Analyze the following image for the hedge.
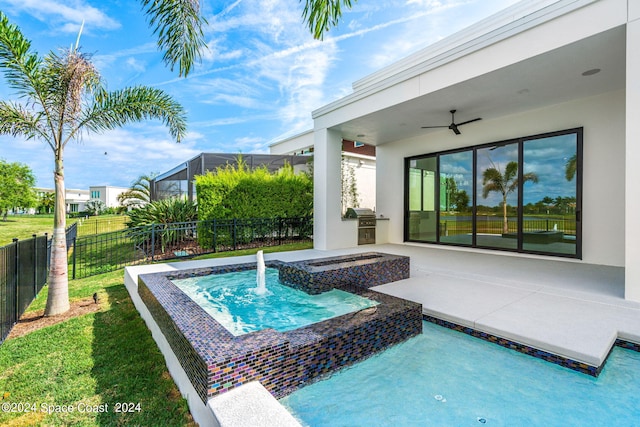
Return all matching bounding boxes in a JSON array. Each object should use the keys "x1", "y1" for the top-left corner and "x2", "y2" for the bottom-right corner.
[{"x1": 195, "y1": 161, "x2": 313, "y2": 220}]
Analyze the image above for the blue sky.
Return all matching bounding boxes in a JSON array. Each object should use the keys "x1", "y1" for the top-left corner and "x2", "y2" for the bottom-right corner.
[{"x1": 0, "y1": 0, "x2": 519, "y2": 190}]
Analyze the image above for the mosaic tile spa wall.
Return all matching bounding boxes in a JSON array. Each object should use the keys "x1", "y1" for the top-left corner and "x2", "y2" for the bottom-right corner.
[{"x1": 138, "y1": 253, "x2": 421, "y2": 403}]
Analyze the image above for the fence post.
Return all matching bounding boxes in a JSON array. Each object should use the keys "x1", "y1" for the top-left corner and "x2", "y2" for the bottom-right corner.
[
  {"x1": 233, "y1": 218, "x2": 237, "y2": 251},
  {"x1": 212, "y1": 219, "x2": 217, "y2": 253},
  {"x1": 151, "y1": 224, "x2": 156, "y2": 262},
  {"x1": 33, "y1": 234, "x2": 38, "y2": 295},
  {"x1": 72, "y1": 237, "x2": 77, "y2": 280},
  {"x1": 44, "y1": 233, "x2": 49, "y2": 272},
  {"x1": 13, "y1": 238, "x2": 19, "y2": 324}
]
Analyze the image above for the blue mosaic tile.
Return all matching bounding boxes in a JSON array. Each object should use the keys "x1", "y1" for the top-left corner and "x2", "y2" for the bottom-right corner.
[
  {"x1": 422, "y1": 315, "x2": 640, "y2": 377},
  {"x1": 139, "y1": 253, "x2": 421, "y2": 402}
]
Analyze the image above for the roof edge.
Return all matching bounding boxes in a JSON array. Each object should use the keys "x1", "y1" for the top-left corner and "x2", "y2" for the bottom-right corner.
[{"x1": 312, "y1": 0, "x2": 597, "y2": 119}]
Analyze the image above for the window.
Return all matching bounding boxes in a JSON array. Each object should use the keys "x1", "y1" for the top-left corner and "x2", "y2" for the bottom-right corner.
[
  {"x1": 405, "y1": 128, "x2": 582, "y2": 258},
  {"x1": 91, "y1": 190, "x2": 100, "y2": 199}
]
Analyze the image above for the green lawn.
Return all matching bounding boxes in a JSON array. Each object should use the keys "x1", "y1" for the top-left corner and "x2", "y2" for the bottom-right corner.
[
  {"x1": 0, "y1": 215, "x2": 129, "y2": 246},
  {"x1": 0, "y1": 242, "x2": 313, "y2": 426},
  {"x1": 0, "y1": 215, "x2": 68, "y2": 246},
  {"x1": 0, "y1": 270, "x2": 195, "y2": 427}
]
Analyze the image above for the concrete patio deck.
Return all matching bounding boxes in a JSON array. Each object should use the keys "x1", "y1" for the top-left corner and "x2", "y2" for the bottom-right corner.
[{"x1": 363, "y1": 243, "x2": 636, "y2": 370}]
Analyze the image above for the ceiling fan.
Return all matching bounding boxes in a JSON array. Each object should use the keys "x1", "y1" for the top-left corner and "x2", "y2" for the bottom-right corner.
[{"x1": 421, "y1": 109, "x2": 482, "y2": 135}]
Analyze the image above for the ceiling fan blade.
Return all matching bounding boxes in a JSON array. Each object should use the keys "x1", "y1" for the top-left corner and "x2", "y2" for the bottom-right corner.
[
  {"x1": 456, "y1": 117, "x2": 482, "y2": 126},
  {"x1": 421, "y1": 125, "x2": 449, "y2": 129},
  {"x1": 449, "y1": 124, "x2": 461, "y2": 135}
]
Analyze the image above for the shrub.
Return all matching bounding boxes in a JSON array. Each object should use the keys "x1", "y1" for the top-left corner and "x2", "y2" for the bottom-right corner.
[
  {"x1": 195, "y1": 161, "x2": 313, "y2": 220},
  {"x1": 127, "y1": 197, "x2": 197, "y2": 227}
]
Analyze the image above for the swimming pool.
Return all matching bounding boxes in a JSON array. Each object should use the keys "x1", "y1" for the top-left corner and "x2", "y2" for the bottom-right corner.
[
  {"x1": 172, "y1": 268, "x2": 379, "y2": 336},
  {"x1": 281, "y1": 321, "x2": 640, "y2": 426}
]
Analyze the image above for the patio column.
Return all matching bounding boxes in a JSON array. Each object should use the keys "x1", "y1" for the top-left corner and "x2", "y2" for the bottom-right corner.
[
  {"x1": 313, "y1": 128, "x2": 355, "y2": 250},
  {"x1": 626, "y1": 6, "x2": 640, "y2": 301}
]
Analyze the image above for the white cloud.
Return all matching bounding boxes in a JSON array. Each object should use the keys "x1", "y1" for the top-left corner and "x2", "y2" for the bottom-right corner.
[
  {"x1": 125, "y1": 57, "x2": 146, "y2": 73},
  {"x1": 5, "y1": 0, "x2": 120, "y2": 33}
]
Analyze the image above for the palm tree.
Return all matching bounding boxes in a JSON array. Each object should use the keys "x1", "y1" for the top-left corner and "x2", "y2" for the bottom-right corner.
[
  {"x1": 0, "y1": 13, "x2": 186, "y2": 316},
  {"x1": 141, "y1": 0, "x2": 354, "y2": 76},
  {"x1": 301, "y1": 0, "x2": 356, "y2": 39},
  {"x1": 482, "y1": 161, "x2": 538, "y2": 234},
  {"x1": 38, "y1": 191, "x2": 55, "y2": 214},
  {"x1": 118, "y1": 173, "x2": 155, "y2": 209},
  {"x1": 565, "y1": 154, "x2": 577, "y2": 181}
]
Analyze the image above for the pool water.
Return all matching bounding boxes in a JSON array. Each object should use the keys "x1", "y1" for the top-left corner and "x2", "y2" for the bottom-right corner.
[
  {"x1": 281, "y1": 321, "x2": 640, "y2": 426},
  {"x1": 172, "y1": 268, "x2": 378, "y2": 336}
]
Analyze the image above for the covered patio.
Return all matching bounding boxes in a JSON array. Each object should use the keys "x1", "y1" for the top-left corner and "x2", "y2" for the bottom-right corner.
[{"x1": 310, "y1": 0, "x2": 640, "y2": 300}]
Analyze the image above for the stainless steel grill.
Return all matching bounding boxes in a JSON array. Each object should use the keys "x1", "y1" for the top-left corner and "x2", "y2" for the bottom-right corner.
[{"x1": 345, "y1": 208, "x2": 376, "y2": 245}]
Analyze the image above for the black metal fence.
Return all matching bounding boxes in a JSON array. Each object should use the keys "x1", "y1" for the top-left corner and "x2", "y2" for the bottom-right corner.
[
  {"x1": 75, "y1": 215, "x2": 128, "y2": 236},
  {"x1": 440, "y1": 215, "x2": 577, "y2": 236},
  {"x1": 69, "y1": 217, "x2": 313, "y2": 279},
  {"x1": 1, "y1": 235, "x2": 48, "y2": 344}
]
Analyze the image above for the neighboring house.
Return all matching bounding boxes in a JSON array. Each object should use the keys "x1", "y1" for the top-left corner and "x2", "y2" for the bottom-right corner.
[
  {"x1": 33, "y1": 186, "x2": 126, "y2": 214},
  {"x1": 308, "y1": 0, "x2": 640, "y2": 300},
  {"x1": 151, "y1": 153, "x2": 311, "y2": 202},
  {"x1": 270, "y1": 130, "x2": 376, "y2": 212},
  {"x1": 89, "y1": 185, "x2": 128, "y2": 208},
  {"x1": 34, "y1": 187, "x2": 90, "y2": 214}
]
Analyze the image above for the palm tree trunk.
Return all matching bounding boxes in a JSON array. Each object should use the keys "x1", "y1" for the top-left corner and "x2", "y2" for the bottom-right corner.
[
  {"x1": 44, "y1": 154, "x2": 70, "y2": 316},
  {"x1": 502, "y1": 195, "x2": 508, "y2": 234}
]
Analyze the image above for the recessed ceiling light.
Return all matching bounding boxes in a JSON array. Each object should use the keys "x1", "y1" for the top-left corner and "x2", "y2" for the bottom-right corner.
[{"x1": 582, "y1": 68, "x2": 601, "y2": 76}]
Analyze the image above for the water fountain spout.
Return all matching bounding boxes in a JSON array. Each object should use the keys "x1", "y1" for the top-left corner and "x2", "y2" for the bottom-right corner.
[{"x1": 256, "y1": 250, "x2": 267, "y2": 294}]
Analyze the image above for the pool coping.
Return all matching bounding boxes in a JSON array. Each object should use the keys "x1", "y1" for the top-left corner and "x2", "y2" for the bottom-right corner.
[{"x1": 423, "y1": 315, "x2": 640, "y2": 376}]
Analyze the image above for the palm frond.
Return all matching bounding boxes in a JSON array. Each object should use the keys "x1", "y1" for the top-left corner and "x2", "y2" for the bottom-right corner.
[
  {"x1": 0, "y1": 11, "x2": 50, "y2": 108},
  {"x1": 0, "y1": 12, "x2": 45, "y2": 100},
  {"x1": 0, "y1": 101, "x2": 52, "y2": 146},
  {"x1": 565, "y1": 154, "x2": 577, "y2": 181},
  {"x1": 77, "y1": 86, "x2": 187, "y2": 143},
  {"x1": 140, "y1": 0, "x2": 206, "y2": 77},
  {"x1": 504, "y1": 161, "x2": 518, "y2": 182},
  {"x1": 301, "y1": 0, "x2": 355, "y2": 40}
]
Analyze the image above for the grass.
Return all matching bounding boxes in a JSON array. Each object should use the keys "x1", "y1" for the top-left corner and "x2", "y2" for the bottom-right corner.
[
  {"x1": 76, "y1": 216, "x2": 128, "y2": 237},
  {"x1": 0, "y1": 270, "x2": 195, "y2": 427},
  {"x1": 0, "y1": 215, "x2": 129, "y2": 246},
  {"x1": 0, "y1": 242, "x2": 312, "y2": 426},
  {"x1": 0, "y1": 215, "x2": 72, "y2": 246}
]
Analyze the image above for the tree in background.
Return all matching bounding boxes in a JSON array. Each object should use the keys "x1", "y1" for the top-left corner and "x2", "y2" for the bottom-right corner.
[
  {"x1": 0, "y1": 13, "x2": 186, "y2": 316},
  {"x1": 565, "y1": 154, "x2": 577, "y2": 181},
  {"x1": 37, "y1": 191, "x2": 55, "y2": 214},
  {"x1": 0, "y1": 159, "x2": 36, "y2": 220},
  {"x1": 85, "y1": 199, "x2": 107, "y2": 216},
  {"x1": 118, "y1": 173, "x2": 155, "y2": 209},
  {"x1": 482, "y1": 161, "x2": 538, "y2": 233}
]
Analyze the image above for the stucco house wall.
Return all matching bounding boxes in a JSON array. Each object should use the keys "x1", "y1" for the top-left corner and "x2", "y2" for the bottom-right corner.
[{"x1": 377, "y1": 90, "x2": 625, "y2": 267}]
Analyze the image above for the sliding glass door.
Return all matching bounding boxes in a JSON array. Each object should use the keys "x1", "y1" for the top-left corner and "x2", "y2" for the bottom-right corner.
[
  {"x1": 407, "y1": 157, "x2": 437, "y2": 242},
  {"x1": 476, "y1": 143, "x2": 519, "y2": 250},
  {"x1": 522, "y1": 133, "x2": 579, "y2": 256},
  {"x1": 404, "y1": 128, "x2": 582, "y2": 258},
  {"x1": 439, "y1": 151, "x2": 473, "y2": 245}
]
